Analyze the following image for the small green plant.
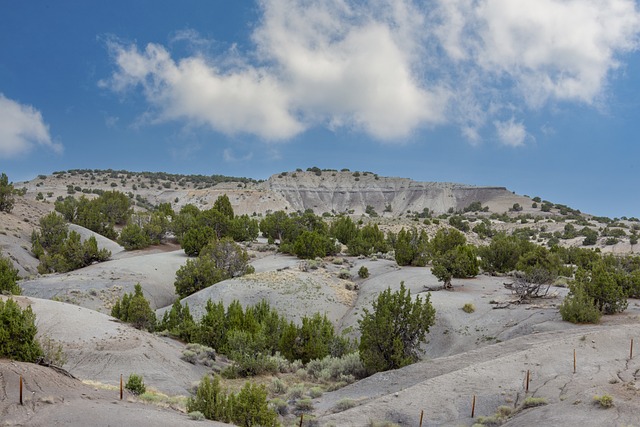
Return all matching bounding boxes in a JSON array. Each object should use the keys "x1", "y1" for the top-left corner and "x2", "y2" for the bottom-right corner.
[
  {"x1": 338, "y1": 269, "x2": 351, "y2": 279},
  {"x1": 358, "y1": 266, "x2": 370, "y2": 278},
  {"x1": 559, "y1": 284, "x2": 602, "y2": 324},
  {"x1": 287, "y1": 383, "x2": 306, "y2": 400},
  {"x1": 333, "y1": 398, "x2": 356, "y2": 412},
  {"x1": 522, "y1": 397, "x2": 547, "y2": 408},
  {"x1": 462, "y1": 303, "x2": 476, "y2": 313},
  {"x1": 38, "y1": 335, "x2": 68, "y2": 367},
  {"x1": 188, "y1": 411, "x2": 205, "y2": 420},
  {"x1": 593, "y1": 394, "x2": 614, "y2": 408},
  {"x1": 269, "y1": 378, "x2": 288, "y2": 395},
  {"x1": 0, "y1": 298, "x2": 42, "y2": 362},
  {"x1": 295, "y1": 398, "x2": 314, "y2": 412},
  {"x1": 0, "y1": 255, "x2": 21, "y2": 295},
  {"x1": 309, "y1": 386, "x2": 323, "y2": 398},
  {"x1": 125, "y1": 373, "x2": 146, "y2": 395},
  {"x1": 270, "y1": 397, "x2": 289, "y2": 416},
  {"x1": 368, "y1": 421, "x2": 401, "y2": 427}
]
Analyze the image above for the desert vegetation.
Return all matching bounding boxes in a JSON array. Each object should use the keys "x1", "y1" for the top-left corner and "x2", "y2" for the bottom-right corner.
[{"x1": 3, "y1": 168, "x2": 640, "y2": 425}]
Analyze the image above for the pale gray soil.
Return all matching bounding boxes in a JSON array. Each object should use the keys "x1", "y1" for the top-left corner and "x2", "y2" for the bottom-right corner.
[
  {"x1": 2, "y1": 171, "x2": 640, "y2": 426},
  {"x1": 20, "y1": 250, "x2": 189, "y2": 313},
  {"x1": 0, "y1": 361, "x2": 229, "y2": 427},
  {"x1": 2, "y1": 296, "x2": 208, "y2": 397}
]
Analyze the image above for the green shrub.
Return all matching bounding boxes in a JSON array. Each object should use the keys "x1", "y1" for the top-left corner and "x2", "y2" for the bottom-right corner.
[
  {"x1": 306, "y1": 352, "x2": 366, "y2": 382},
  {"x1": 593, "y1": 394, "x2": 613, "y2": 408},
  {"x1": 174, "y1": 238, "x2": 253, "y2": 298},
  {"x1": 522, "y1": 397, "x2": 547, "y2": 408},
  {"x1": 309, "y1": 386, "x2": 323, "y2": 398},
  {"x1": 295, "y1": 398, "x2": 314, "y2": 412},
  {"x1": 118, "y1": 223, "x2": 151, "y2": 250},
  {"x1": 338, "y1": 269, "x2": 351, "y2": 279},
  {"x1": 269, "y1": 378, "x2": 288, "y2": 395},
  {"x1": 0, "y1": 298, "x2": 43, "y2": 362},
  {"x1": 125, "y1": 373, "x2": 146, "y2": 395},
  {"x1": 359, "y1": 283, "x2": 435, "y2": 374},
  {"x1": 333, "y1": 398, "x2": 356, "y2": 412},
  {"x1": 358, "y1": 266, "x2": 370, "y2": 278},
  {"x1": 111, "y1": 284, "x2": 156, "y2": 331},
  {"x1": 462, "y1": 303, "x2": 475, "y2": 313},
  {"x1": 0, "y1": 173, "x2": 15, "y2": 213},
  {"x1": 188, "y1": 411, "x2": 205, "y2": 421},
  {"x1": 187, "y1": 376, "x2": 277, "y2": 426},
  {"x1": 0, "y1": 255, "x2": 21, "y2": 295},
  {"x1": 559, "y1": 284, "x2": 602, "y2": 324},
  {"x1": 38, "y1": 335, "x2": 68, "y2": 367},
  {"x1": 270, "y1": 397, "x2": 289, "y2": 416},
  {"x1": 287, "y1": 384, "x2": 306, "y2": 400}
]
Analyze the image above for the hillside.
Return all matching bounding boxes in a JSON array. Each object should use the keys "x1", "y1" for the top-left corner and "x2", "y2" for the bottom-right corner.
[
  {"x1": 16, "y1": 168, "x2": 530, "y2": 217},
  {"x1": 1, "y1": 168, "x2": 640, "y2": 426}
]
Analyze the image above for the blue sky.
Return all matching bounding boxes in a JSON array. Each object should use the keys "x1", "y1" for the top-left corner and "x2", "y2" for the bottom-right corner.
[{"x1": 1, "y1": 0, "x2": 640, "y2": 218}]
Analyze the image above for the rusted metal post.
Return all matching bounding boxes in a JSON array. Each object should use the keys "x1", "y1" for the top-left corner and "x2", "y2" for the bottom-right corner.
[
  {"x1": 299, "y1": 413, "x2": 304, "y2": 427},
  {"x1": 525, "y1": 369, "x2": 530, "y2": 393},
  {"x1": 19, "y1": 376, "x2": 23, "y2": 405},
  {"x1": 573, "y1": 349, "x2": 576, "y2": 374},
  {"x1": 419, "y1": 409, "x2": 424, "y2": 427},
  {"x1": 120, "y1": 374, "x2": 123, "y2": 400},
  {"x1": 471, "y1": 395, "x2": 476, "y2": 418}
]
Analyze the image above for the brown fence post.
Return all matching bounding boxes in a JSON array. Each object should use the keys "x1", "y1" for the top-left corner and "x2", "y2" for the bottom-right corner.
[
  {"x1": 573, "y1": 349, "x2": 576, "y2": 374},
  {"x1": 299, "y1": 413, "x2": 304, "y2": 427},
  {"x1": 19, "y1": 376, "x2": 23, "y2": 405},
  {"x1": 525, "y1": 369, "x2": 530, "y2": 393},
  {"x1": 120, "y1": 374, "x2": 123, "y2": 400},
  {"x1": 419, "y1": 409, "x2": 424, "y2": 427},
  {"x1": 471, "y1": 395, "x2": 476, "y2": 418}
]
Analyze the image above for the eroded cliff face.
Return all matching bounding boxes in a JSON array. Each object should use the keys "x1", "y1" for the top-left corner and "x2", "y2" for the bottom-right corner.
[{"x1": 261, "y1": 171, "x2": 518, "y2": 215}]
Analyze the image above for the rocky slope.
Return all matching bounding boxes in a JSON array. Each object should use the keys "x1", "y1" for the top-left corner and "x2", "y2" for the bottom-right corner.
[
  {"x1": 16, "y1": 169, "x2": 530, "y2": 217},
  {"x1": 262, "y1": 170, "x2": 529, "y2": 216}
]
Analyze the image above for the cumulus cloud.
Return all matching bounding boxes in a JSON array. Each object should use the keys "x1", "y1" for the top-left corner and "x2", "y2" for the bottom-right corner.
[
  {"x1": 433, "y1": 0, "x2": 640, "y2": 107},
  {"x1": 0, "y1": 94, "x2": 61, "y2": 158},
  {"x1": 102, "y1": 0, "x2": 640, "y2": 146},
  {"x1": 101, "y1": 0, "x2": 446, "y2": 141},
  {"x1": 494, "y1": 118, "x2": 527, "y2": 147}
]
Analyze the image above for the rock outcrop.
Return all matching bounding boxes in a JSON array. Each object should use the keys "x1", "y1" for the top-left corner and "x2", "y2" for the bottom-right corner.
[{"x1": 262, "y1": 171, "x2": 523, "y2": 215}]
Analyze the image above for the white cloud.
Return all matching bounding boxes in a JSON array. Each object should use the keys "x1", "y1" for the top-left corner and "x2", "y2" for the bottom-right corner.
[
  {"x1": 0, "y1": 94, "x2": 61, "y2": 158},
  {"x1": 494, "y1": 118, "x2": 527, "y2": 147},
  {"x1": 434, "y1": 0, "x2": 640, "y2": 106},
  {"x1": 102, "y1": 0, "x2": 447, "y2": 141},
  {"x1": 102, "y1": 42, "x2": 302, "y2": 140},
  {"x1": 102, "y1": 0, "x2": 640, "y2": 147}
]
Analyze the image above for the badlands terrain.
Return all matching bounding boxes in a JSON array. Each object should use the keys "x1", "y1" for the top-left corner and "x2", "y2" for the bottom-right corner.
[{"x1": 1, "y1": 169, "x2": 640, "y2": 426}]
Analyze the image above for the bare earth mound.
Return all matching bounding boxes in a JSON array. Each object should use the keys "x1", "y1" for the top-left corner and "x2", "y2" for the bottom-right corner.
[
  {"x1": 0, "y1": 361, "x2": 228, "y2": 426},
  {"x1": 2, "y1": 296, "x2": 208, "y2": 396}
]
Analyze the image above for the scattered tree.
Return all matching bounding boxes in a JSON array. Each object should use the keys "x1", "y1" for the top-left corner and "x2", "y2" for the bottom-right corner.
[
  {"x1": 0, "y1": 172, "x2": 15, "y2": 213},
  {"x1": 111, "y1": 284, "x2": 156, "y2": 331},
  {"x1": 175, "y1": 238, "x2": 254, "y2": 298},
  {"x1": 358, "y1": 282, "x2": 435, "y2": 374},
  {"x1": 0, "y1": 298, "x2": 43, "y2": 362},
  {"x1": 0, "y1": 255, "x2": 21, "y2": 295}
]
